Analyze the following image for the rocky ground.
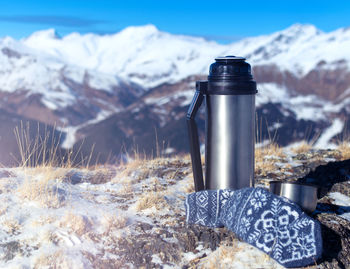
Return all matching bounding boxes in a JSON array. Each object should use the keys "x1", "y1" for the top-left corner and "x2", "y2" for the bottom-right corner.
[{"x1": 0, "y1": 145, "x2": 349, "y2": 268}]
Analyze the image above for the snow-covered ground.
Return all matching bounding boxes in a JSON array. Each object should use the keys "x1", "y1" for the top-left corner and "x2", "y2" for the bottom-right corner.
[
  {"x1": 0, "y1": 145, "x2": 349, "y2": 268},
  {"x1": 0, "y1": 156, "x2": 286, "y2": 269}
]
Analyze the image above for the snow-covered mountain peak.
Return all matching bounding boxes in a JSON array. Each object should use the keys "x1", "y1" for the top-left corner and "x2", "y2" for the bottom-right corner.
[
  {"x1": 0, "y1": 36, "x2": 20, "y2": 48},
  {"x1": 282, "y1": 23, "x2": 322, "y2": 36},
  {"x1": 119, "y1": 24, "x2": 160, "y2": 36},
  {"x1": 25, "y1": 28, "x2": 60, "y2": 41},
  {"x1": 1, "y1": 23, "x2": 350, "y2": 90}
]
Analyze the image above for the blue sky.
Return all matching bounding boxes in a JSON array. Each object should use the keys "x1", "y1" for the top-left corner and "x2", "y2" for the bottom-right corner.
[{"x1": 1, "y1": 0, "x2": 350, "y2": 43}]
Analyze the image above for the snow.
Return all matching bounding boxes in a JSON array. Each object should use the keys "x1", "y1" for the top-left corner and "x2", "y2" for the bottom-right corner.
[
  {"x1": 256, "y1": 82, "x2": 330, "y2": 121},
  {"x1": 227, "y1": 23, "x2": 350, "y2": 76},
  {"x1": 60, "y1": 109, "x2": 117, "y2": 149},
  {"x1": 314, "y1": 118, "x2": 344, "y2": 149},
  {"x1": 0, "y1": 156, "x2": 293, "y2": 268},
  {"x1": 329, "y1": 192, "x2": 350, "y2": 221},
  {"x1": 329, "y1": 192, "x2": 350, "y2": 206}
]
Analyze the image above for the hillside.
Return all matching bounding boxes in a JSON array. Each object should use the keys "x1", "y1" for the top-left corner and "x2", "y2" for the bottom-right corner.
[{"x1": 0, "y1": 145, "x2": 349, "y2": 268}]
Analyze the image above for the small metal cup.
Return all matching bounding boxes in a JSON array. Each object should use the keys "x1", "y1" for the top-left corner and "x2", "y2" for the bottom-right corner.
[{"x1": 269, "y1": 181, "x2": 318, "y2": 213}]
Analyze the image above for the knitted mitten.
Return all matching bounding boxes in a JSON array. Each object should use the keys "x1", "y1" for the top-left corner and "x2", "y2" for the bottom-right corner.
[
  {"x1": 185, "y1": 189, "x2": 235, "y2": 227},
  {"x1": 185, "y1": 187, "x2": 323, "y2": 268}
]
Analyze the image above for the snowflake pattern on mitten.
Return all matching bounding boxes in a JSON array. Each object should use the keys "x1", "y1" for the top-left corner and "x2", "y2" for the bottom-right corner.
[{"x1": 185, "y1": 189, "x2": 234, "y2": 227}]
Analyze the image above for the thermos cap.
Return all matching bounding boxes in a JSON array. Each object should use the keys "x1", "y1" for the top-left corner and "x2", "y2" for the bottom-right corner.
[
  {"x1": 207, "y1": 55, "x2": 257, "y2": 95},
  {"x1": 215, "y1": 56, "x2": 246, "y2": 62}
]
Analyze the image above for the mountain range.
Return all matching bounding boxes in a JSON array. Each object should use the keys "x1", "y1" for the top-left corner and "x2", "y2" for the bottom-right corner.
[{"x1": 0, "y1": 23, "x2": 349, "y2": 165}]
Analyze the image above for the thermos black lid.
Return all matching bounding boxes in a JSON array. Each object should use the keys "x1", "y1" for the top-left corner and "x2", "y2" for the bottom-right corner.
[{"x1": 207, "y1": 56, "x2": 257, "y2": 95}]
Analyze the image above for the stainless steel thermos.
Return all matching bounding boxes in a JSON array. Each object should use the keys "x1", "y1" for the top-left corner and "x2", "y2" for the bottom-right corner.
[{"x1": 187, "y1": 56, "x2": 257, "y2": 191}]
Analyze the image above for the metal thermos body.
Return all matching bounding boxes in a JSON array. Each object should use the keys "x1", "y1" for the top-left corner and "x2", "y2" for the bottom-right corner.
[
  {"x1": 205, "y1": 94, "x2": 255, "y2": 189},
  {"x1": 187, "y1": 56, "x2": 257, "y2": 191}
]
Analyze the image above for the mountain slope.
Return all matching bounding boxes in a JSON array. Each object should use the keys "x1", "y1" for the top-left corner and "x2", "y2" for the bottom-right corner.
[{"x1": 1, "y1": 24, "x2": 350, "y2": 164}]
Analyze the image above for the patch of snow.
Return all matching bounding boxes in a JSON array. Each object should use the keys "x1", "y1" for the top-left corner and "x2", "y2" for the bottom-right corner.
[
  {"x1": 314, "y1": 118, "x2": 344, "y2": 149},
  {"x1": 329, "y1": 192, "x2": 350, "y2": 206},
  {"x1": 256, "y1": 83, "x2": 331, "y2": 122},
  {"x1": 162, "y1": 147, "x2": 176, "y2": 155},
  {"x1": 86, "y1": 71, "x2": 121, "y2": 91},
  {"x1": 61, "y1": 125, "x2": 80, "y2": 149},
  {"x1": 60, "y1": 109, "x2": 117, "y2": 149},
  {"x1": 329, "y1": 192, "x2": 350, "y2": 221},
  {"x1": 144, "y1": 96, "x2": 171, "y2": 106}
]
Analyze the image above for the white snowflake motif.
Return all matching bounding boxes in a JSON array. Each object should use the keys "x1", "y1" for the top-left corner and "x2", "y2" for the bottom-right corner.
[
  {"x1": 220, "y1": 189, "x2": 235, "y2": 208},
  {"x1": 239, "y1": 216, "x2": 253, "y2": 235},
  {"x1": 249, "y1": 188, "x2": 268, "y2": 210},
  {"x1": 254, "y1": 206, "x2": 299, "y2": 253},
  {"x1": 291, "y1": 233, "x2": 317, "y2": 260}
]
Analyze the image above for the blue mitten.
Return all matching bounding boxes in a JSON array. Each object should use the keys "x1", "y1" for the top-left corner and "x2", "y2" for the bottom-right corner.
[
  {"x1": 185, "y1": 189, "x2": 235, "y2": 227},
  {"x1": 185, "y1": 187, "x2": 323, "y2": 268}
]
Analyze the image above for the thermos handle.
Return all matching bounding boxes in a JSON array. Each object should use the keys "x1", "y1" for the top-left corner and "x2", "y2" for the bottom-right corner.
[{"x1": 187, "y1": 81, "x2": 208, "y2": 191}]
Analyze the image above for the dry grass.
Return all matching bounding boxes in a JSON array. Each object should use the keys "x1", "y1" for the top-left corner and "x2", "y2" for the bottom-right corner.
[
  {"x1": 255, "y1": 143, "x2": 285, "y2": 176},
  {"x1": 59, "y1": 212, "x2": 92, "y2": 236},
  {"x1": 255, "y1": 143, "x2": 285, "y2": 160},
  {"x1": 101, "y1": 213, "x2": 128, "y2": 233},
  {"x1": 135, "y1": 192, "x2": 167, "y2": 211},
  {"x1": 30, "y1": 215, "x2": 57, "y2": 227},
  {"x1": 17, "y1": 167, "x2": 68, "y2": 208},
  {"x1": 1, "y1": 217, "x2": 21, "y2": 235},
  {"x1": 118, "y1": 182, "x2": 134, "y2": 195},
  {"x1": 12, "y1": 122, "x2": 100, "y2": 208},
  {"x1": 114, "y1": 154, "x2": 191, "y2": 191},
  {"x1": 198, "y1": 245, "x2": 238, "y2": 268},
  {"x1": 34, "y1": 249, "x2": 89, "y2": 269},
  {"x1": 82, "y1": 250, "x2": 126, "y2": 268},
  {"x1": 198, "y1": 242, "x2": 283, "y2": 269},
  {"x1": 337, "y1": 141, "x2": 350, "y2": 160},
  {"x1": 291, "y1": 140, "x2": 313, "y2": 154}
]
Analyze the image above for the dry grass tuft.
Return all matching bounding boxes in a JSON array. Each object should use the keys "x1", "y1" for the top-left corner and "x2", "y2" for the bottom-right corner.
[
  {"x1": 255, "y1": 143, "x2": 285, "y2": 176},
  {"x1": 17, "y1": 167, "x2": 68, "y2": 208},
  {"x1": 291, "y1": 140, "x2": 313, "y2": 154},
  {"x1": 59, "y1": 212, "x2": 92, "y2": 236},
  {"x1": 1, "y1": 217, "x2": 21, "y2": 235},
  {"x1": 135, "y1": 192, "x2": 167, "y2": 211},
  {"x1": 198, "y1": 245, "x2": 238, "y2": 268},
  {"x1": 31, "y1": 215, "x2": 56, "y2": 227},
  {"x1": 198, "y1": 242, "x2": 282, "y2": 269},
  {"x1": 13, "y1": 123, "x2": 98, "y2": 208},
  {"x1": 337, "y1": 141, "x2": 350, "y2": 160},
  {"x1": 82, "y1": 250, "x2": 126, "y2": 268},
  {"x1": 101, "y1": 213, "x2": 128, "y2": 233},
  {"x1": 82, "y1": 167, "x2": 115, "y2": 184},
  {"x1": 34, "y1": 249, "x2": 89, "y2": 269},
  {"x1": 118, "y1": 182, "x2": 134, "y2": 195},
  {"x1": 255, "y1": 143, "x2": 285, "y2": 160}
]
